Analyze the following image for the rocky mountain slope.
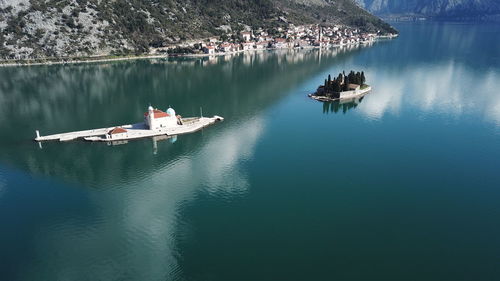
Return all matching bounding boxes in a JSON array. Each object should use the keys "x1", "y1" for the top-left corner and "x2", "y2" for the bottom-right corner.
[
  {"x1": 355, "y1": 0, "x2": 500, "y2": 20},
  {"x1": 0, "y1": 0, "x2": 396, "y2": 60}
]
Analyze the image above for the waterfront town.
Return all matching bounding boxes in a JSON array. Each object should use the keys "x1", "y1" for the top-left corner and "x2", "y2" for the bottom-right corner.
[
  {"x1": 0, "y1": 23, "x2": 396, "y2": 66},
  {"x1": 156, "y1": 24, "x2": 396, "y2": 56}
]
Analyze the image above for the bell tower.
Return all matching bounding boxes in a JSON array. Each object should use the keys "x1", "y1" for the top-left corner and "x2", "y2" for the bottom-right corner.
[{"x1": 148, "y1": 106, "x2": 155, "y2": 130}]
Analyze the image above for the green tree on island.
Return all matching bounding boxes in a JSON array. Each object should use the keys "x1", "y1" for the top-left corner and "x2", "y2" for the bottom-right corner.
[{"x1": 314, "y1": 70, "x2": 368, "y2": 98}]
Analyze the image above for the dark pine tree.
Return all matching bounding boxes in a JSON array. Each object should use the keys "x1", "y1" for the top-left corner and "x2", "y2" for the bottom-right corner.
[
  {"x1": 343, "y1": 76, "x2": 350, "y2": 91},
  {"x1": 348, "y1": 71, "x2": 355, "y2": 84},
  {"x1": 333, "y1": 80, "x2": 341, "y2": 92},
  {"x1": 337, "y1": 73, "x2": 343, "y2": 85}
]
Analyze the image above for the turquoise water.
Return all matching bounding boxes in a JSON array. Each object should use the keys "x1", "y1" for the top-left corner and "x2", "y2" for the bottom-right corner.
[{"x1": 0, "y1": 22, "x2": 499, "y2": 281}]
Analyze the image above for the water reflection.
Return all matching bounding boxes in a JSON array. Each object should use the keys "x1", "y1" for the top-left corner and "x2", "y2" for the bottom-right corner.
[
  {"x1": 10, "y1": 116, "x2": 264, "y2": 281},
  {"x1": 322, "y1": 96, "x2": 365, "y2": 114},
  {"x1": 0, "y1": 45, "x2": 374, "y2": 186},
  {"x1": 1, "y1": 22, "x2": 500, "y2": 281},
  {"x1": 0, "y1": 45, "x2": 379, "y2": 281},
  {"x1": 336, "y1": 23, "x2": 500, "y2": 126},
  {"x1": 359, "y1": 61, "x2": 500, "y2": 126}
]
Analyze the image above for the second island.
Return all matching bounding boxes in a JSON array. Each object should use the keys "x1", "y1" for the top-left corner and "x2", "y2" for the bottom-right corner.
[{"x1": 309, "y1": 70, "x2": 372, "y2": 102}]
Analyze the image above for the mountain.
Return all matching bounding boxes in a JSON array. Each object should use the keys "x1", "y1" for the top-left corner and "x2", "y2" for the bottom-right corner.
[
  {"x1": 355, "y1": 0, "x2": 500, "y2": 20},
  {"x1": 0, "y1": 0, "x2": 396, "y2": 60}
]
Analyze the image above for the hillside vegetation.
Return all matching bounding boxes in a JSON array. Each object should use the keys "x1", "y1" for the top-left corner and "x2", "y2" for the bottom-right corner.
[{"x1": 0, "y1": 0, "x2": 396, "y2": 60}]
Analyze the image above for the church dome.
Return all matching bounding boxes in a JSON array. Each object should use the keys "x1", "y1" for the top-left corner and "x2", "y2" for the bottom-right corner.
[{"x1": 166, "y1": 107, "x2": 176, "y2": 117}]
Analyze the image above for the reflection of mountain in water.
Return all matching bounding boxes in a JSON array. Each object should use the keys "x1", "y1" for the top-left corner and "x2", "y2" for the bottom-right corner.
[
  {"x1": 0, "y1": 45, "x2": 375, "y2": 187},
  {"x1": 351, "y1": 24, "x2": 500, "y2": 124},
  {"x1": 322, "y1": 96, "x2": 365, "y2": 114},
  {"x1": 0, "y1": 45, "x2": 382, "y2": 281}
]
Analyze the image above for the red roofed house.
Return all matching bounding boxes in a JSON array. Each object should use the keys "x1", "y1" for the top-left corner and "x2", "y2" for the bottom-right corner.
[
  {"x1": 205, "y1": 45, "x2": 216, "y2": 55},
  {"x1": 240, "y1": 31, "x2": 252, "y2": 42},
  {"x1": 106, "y1": 127, "x2": 128, "y2": 140},
  {"x1": 273, "y1": 38, "x2": 288, "y2": 49},
  {"x1": 242, "y1": 42, "x2": 255, "y2": 51},
  {"x1": 220, "y1": 43, "x2": 232, "y2": 52},
  {"x1": 255, "y1": 41, "x2": 268, "y2": 50}
]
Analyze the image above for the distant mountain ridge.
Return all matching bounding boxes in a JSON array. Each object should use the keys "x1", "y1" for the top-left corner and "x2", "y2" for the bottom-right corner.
[
  {"x1": 0, "y1": 0, "x2": 396, "y2": 60},
  {"x1": 355, "y1": 0, "x2": 500, "y2": 20}
]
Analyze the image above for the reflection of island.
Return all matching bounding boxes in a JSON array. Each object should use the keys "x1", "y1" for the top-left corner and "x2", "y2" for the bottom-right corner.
[
  {"x1": 322, "y1": 96, "x2": 365, "y2": 114},
  {"x1": 309, "y1": 70, "x2": 371, "y2": 101}
]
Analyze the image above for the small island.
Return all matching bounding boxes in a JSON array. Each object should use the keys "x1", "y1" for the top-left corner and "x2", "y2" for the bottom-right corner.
[{"x1": 309, "y1": 70, "x2": 372, "y2": 102}]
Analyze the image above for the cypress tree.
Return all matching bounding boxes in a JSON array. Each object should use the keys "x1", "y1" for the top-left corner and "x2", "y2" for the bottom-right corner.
[
  {"x1": 361, "y1": 71, "x2": 366, "y2": 85},
  {"x1": 333, "y1": 80, "x2": 340, "y2": 92},
  {"x1": 343, "y1": 76, "x2": 350, "y2": 91},
  {"x1": 348, "y1": 71, "x2": 354, "y2": 84},
  {"x1": 337, "y1": 73, "x2": 343, "y2": 85}
]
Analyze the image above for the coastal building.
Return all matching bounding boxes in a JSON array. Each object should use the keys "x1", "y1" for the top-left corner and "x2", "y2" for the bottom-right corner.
[
  {"x1": 293, "y1": 39, "x2": 309, "y2": 48},
  {"x1": 255, "y1": 41, "x2": 268, "y2": 50},
  {"x1": 348, "y1": 84, "x2": 360, "y2": 91},
  {"x1": 220, "y1": 43, "x2": 236, "y2": 52},
  {"x1": 339, "y1": 84, "x2": 361, "y2": 99},
  {"x1": 144, "y1": 106, "x2": 178, "y2": 130},
  {"x1": 232, "y1": 43, "x2": 241, "y2": 52},
  {"x1": 242, "y1": 42, "x2": 255, "y2": 51},
  {"x1": 273, "y1": 38, "x2": 288, "y2": 49},
  {"x1": 106, "y1": 127, "x2": 128, "y2": 140},
  {"x1": 241, "y1": 31, "x2": 252, "y2": 41},
  {"x1": 205, "y1": 45, "x2": 216, "y2": 55}
]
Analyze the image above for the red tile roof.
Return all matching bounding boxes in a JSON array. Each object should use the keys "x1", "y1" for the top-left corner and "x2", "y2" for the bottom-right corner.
[
  {"x1": 144, "y1": 109, "x2": 170, "y2": 119},
  {"x1": 108, "y1": 127, "x2": 127, "y2": 134}
]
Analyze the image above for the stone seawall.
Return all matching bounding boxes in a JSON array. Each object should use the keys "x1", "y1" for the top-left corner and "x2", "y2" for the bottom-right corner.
[
  {"x1": 339, "y1": 87, "x2": 372, "y2": 99},
  {"x1": 309, "y1": 86, "x2": 372, "y2": 102}
]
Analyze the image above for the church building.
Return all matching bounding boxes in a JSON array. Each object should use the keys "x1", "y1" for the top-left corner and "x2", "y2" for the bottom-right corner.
[{"x1": 144, "y1": 106, "x2": 179, "y2": 130}]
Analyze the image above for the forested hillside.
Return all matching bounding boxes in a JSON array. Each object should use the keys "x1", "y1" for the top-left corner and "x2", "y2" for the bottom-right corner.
[{"x1": 0, "y1": 0, "x2": 396, "y2": 60}]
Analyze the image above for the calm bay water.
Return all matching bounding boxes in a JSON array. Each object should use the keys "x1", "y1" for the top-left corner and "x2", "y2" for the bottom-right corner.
[{"x1": 1, "y1": 22, "x2": 499, "y2": 281}]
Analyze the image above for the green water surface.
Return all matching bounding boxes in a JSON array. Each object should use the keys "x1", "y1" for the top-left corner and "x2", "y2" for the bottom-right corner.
[{"x1": 0, "y1": 22, "x2": 499, "y2": 281}]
